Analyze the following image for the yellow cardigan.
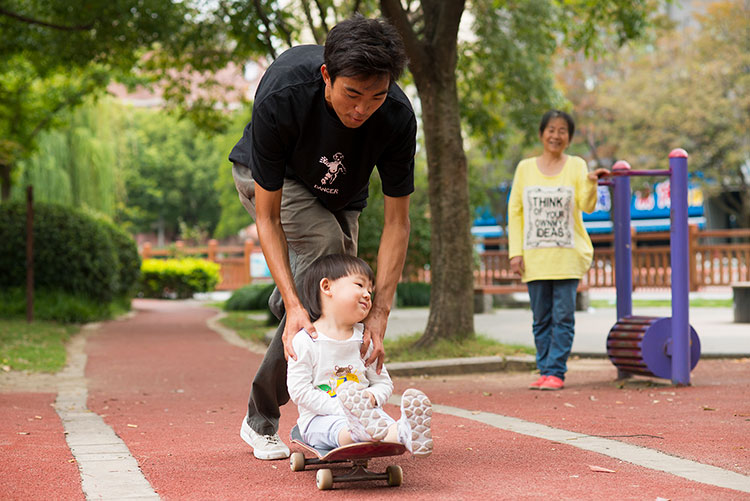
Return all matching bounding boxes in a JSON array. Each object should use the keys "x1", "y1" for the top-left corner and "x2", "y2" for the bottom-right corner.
[{"x1": 507, "y1": 155, "x2": 598, "y2": 282}]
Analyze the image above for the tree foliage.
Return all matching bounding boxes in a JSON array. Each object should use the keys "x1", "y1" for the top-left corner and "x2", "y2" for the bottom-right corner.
[
  {"x1": 565, "y1": 0, "x2": 750, "y2": 226},
  {"x1": 0, "y1": 0, "x2": 261, "y2": 199},
  {"x1": 117, "y1": 109, "x2": 224, "y2": 240},
  {"x1": 11, "y1": 98, "x2": 126, "y2": 217}
]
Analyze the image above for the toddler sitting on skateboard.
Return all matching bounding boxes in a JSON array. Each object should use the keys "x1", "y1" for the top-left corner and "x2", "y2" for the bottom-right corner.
[{"x1": 287, "y1": 254, "x2": 433, "y2": 457}]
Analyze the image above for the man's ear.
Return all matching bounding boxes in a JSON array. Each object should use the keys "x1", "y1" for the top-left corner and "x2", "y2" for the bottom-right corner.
[
  {"x1": 320, "y1": 64, "x2": 331, "y2": 87},
  {"x1": 319, "y1": 277, "x2": 333, "y2": 297}
]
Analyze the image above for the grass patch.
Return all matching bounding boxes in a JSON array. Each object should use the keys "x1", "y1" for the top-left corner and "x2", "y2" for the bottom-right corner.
[
  {"x1": 0, "y1": 287, "x2": 132, "y2": 323},
  {"x1": 384, "y1": 333, "x2": 534, "y2": 363},
  {"x1": 0, "y1": 319, "x2": 78, "y2": 373},
  {"x1": 590, "y1": 298, "x2": 733, "y2": 309},
  {"x1": 218, "y1": 310, "x2": 276, "y2": 345}
]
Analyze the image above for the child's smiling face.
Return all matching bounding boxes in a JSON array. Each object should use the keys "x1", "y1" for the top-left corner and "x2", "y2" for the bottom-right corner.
[{"x1": 326, "y1": 272, "x2": 373, "y2": 324}]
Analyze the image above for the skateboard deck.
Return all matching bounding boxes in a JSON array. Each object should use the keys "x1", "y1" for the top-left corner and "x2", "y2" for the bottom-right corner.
[{"x1": 289, "y1": 424, "x2": 406, "y2": 490}]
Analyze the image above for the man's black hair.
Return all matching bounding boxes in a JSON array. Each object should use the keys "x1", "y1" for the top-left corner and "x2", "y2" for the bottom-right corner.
[
  {"x1": 301, "y1": 254, "x2": 375, "y2": 322},
  {"x1": 324, "y1": 14, "x2": 407, "y2": 84},
  {"x1": 539, "y1": 110, "x2": 576, "y2": 139}
]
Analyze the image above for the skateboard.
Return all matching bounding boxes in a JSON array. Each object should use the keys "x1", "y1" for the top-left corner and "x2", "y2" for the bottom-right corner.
[{"x1": 289, "y1": 424, "x2": 406, "y2": 490}]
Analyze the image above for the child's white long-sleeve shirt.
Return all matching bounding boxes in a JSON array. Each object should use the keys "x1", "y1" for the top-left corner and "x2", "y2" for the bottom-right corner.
[{"x1": 286, "y1": 323, "x2": 394, "y2": 435}]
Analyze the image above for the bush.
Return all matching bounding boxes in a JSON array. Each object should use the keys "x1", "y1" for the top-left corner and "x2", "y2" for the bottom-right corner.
[
  {"x1": 138, "y1": 258, "x2": 221, "y2": 299},
  {"x1": 0, "y1": 287, "x2": 128, "y2": 323},
  {"x1": 225, "y1": 283, "x2": 275, "y2": 311},
  {"x1": 0, "y1": 202, "x2": 119, "y2": 301},
  {"x1": 396, "y1": 282, "x2": 431, "y2": 307},
  {"x1": 92, "y1": 217, "x2": 141, "y2": 298}
]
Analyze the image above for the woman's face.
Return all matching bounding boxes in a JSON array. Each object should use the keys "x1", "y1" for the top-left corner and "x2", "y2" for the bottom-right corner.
[{"x1": 540, "y1": 117, "x2": 571, "y2": 155}]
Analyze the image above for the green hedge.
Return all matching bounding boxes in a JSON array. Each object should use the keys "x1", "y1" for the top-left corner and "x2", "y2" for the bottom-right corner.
[
  {"x1": 138, "y1": 258, "x2": 221, "y2": 299},
  {"x1": 0, "y1": 201, "x2": 129, "y2": 302},
  {"x1": 93, "y1": 217, "x2": 142, "y2": 297},
  {"x1": 396, "y1": 282, "x2": 431, "y2": 307},
  {"x1": 225, "y1": 283, "x2": 275, "y2": 311}
]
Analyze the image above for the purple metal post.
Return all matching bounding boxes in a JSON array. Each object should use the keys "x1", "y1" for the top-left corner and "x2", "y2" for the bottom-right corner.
[
  {"x1": 669, "y1": 148, "x2": 691, "y2": 385},
  {"x1": 612, "y1": 161, "x2": 633, "y2": 320}
]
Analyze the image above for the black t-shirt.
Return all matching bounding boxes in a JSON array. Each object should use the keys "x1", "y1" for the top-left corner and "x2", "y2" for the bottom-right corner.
[{"x1": 228, "y1": 45, "x2": 416, "y2": 212}]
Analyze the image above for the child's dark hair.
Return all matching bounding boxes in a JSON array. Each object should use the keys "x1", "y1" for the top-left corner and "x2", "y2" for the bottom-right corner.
[
  {"x1": 302, "y1": 254, "x2": 375, "y2": 322},
  {"x1": 324, "y1": 14, "x2": 407, "y2": 84},
  {"x1": 539, "y1": 110, "x2": 576, "y2": 139}
]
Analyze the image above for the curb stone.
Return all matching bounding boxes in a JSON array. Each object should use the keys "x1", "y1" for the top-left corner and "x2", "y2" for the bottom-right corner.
[{"x1": 386, "y1": 355, "x2": 536, "y2": 377}]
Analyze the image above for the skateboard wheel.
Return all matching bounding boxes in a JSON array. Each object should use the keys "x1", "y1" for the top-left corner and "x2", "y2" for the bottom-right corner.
[
  {"x1": 386, "y1": 465, "x2": 403, "y2": 487},
  {"x1": 316, "y1": 469, "x2": 333, "y2": 490},
  {"x1": 290, "y1": 452, "x2": 305, "y2": 472}
]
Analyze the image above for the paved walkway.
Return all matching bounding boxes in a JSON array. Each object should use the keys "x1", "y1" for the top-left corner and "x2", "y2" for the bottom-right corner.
[
  {"x1": 387, "y1": 305, "x2": 750, "y2": 357},
  {"x1": 2, "y1": 299, "x2": 749, "y2": 499}
]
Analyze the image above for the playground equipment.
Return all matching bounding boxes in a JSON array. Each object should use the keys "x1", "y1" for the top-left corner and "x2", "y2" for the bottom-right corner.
[{"x1": 602, "y1": 149, "x2": 701, "y2": 385}]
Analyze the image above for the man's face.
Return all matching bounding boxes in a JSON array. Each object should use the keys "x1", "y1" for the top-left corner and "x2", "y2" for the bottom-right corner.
[{"x1": 321, "y1": 65, "x2": 390, "y2": 128}]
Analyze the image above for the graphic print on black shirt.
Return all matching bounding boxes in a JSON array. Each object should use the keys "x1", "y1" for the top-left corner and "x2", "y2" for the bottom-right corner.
[
  {"x1": 228, "y1": 45, "x2": 417, "y2": 212},
  {"x1": 316, "y1": 152, "x2": 347, "y2": 193}
]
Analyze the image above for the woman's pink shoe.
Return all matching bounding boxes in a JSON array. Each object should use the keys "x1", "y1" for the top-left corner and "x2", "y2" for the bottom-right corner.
[
  {"x1": 540, "y1": 376, "x2": 564, "y2": 391},
  {"x1": 528, "y1": 375, "x2": 548, "y2": 390}
]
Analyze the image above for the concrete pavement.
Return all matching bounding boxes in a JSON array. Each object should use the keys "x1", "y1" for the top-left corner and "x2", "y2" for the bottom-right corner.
[{"x1": 386, "y1": 290, "x2": 750, "y2": 357}]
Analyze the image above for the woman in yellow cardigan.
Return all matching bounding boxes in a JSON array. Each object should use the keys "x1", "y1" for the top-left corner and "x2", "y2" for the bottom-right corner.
[{"x1": 508, "y1": 110, "x2": 608, "y2": 391}]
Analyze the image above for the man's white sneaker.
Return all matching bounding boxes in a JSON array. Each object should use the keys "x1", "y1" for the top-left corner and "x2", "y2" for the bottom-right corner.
[{"x1": 240, "y1": 416, "x2": 290, "y2": 460}]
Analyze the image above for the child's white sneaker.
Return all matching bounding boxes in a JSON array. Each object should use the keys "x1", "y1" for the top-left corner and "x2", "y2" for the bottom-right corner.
[
  {"x1": 337, "y1": 381, "x2": 390, "y2": 442},
  {"x1": 397, "y1": 388, "x2": 433, "y2": 457}
]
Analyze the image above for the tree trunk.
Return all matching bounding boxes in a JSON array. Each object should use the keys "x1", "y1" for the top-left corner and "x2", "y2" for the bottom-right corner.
[
  {"x1": 0, "y1": 163, "x2": 10, "y2": 201},
  {"x1": 381, "y1": 0, "x2": 474, "y2": 347},
  {"x1": 415, "y1": 77, "x2": 475, "y2": 346}
]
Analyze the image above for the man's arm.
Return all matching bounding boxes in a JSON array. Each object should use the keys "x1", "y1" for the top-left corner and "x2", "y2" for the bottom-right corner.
[
  {"x1": 361, "y1": 194, "x2": 410, "y2": 373},
  {"x1": 253, "y1": 183, "x2": 316, "y2": 361}
]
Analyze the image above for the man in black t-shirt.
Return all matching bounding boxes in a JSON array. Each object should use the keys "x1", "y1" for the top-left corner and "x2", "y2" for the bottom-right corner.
[{"x1": 229, "y1": 15, "x2": 416, "y2": 460}]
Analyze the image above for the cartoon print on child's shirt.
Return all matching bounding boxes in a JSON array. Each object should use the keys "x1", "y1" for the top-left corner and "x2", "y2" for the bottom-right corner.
[
  {"x1": 523, "y1": 186, "x2": 575, "y2": 249},
  {"x1": 317, "y1": 365, "x2": 360, "y2": 397}
]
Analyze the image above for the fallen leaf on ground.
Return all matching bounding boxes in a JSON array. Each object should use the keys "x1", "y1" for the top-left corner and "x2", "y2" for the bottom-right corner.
[
  {"x1": 588, "y1": 465, "x2": 616, "y2": 473},
  {"x1": 482, "y1": 392, "x2": 492, "y2": 397},
  {"x1": 703, "y1": 406, "x2": 716, "y2": 411}
]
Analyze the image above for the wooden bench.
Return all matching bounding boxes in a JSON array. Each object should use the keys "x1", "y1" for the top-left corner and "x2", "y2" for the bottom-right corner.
[
  {"x1": 731, "y1": 282, "x2": 750, "y2": 323},
  {"x1": 474, "y1": 280, "x2": 590, "y2": 314}
]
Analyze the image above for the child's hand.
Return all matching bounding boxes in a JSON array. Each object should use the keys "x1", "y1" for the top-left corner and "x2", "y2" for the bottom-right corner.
[{"x1": 364, "y1": 391, "x2": 376, "y2": 407}]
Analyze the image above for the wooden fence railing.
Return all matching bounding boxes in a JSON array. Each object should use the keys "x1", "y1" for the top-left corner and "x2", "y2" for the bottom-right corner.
[
  {"x1": 477, "y1": 227, "x2": 750, "y2": 291},
  {"x1": 140, "y1": 240, "x2": 256, "y2": 291},
  {"x1": 140, "y1": 227, "x2": 750, "y2": 292}
]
